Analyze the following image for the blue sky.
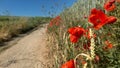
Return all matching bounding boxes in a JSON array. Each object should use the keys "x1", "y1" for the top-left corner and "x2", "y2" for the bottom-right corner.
[{"x1": 0, "y1": 0, "x2": 76, "y2": 17}]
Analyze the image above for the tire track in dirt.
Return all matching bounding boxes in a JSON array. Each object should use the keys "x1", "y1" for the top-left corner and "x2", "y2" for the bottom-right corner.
[{"x1": 0, "y1": 24, "x2": 51, "y2": 68}]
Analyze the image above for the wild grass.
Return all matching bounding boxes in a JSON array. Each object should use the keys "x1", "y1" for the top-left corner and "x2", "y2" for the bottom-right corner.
[
  {"x1": 47, "y1": 0, "x2": 120, "y2": 68},
  {"x1": 0, "y1": 16, "x2": 51, "y2": 44}
]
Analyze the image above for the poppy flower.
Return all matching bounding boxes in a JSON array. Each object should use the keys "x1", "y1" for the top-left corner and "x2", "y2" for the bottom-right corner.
[
  {"x1": 104, "y1": 40, "x2": 113, "y2": 50},
  {"x1": 107, "y1": 43, "x2": 113, "y2": 49},
  {"x1": 61, "y1": 60, "x2": 75, "y2": 68},
  {"x1": 48, "y1": 16, "x2": 61, "y2": 27},
  {"x1": 104, "y1": 43, "x2": 113, "y2": 49},
  {"x1": 104, "y1": 2, "x2": 116, "y2": 11},
  {"x1": 88, "y1": 8, "x2": 108, "y2": 30},
  {"x1": 88, "y1": 8, "x2": 117, "y2": 30},
  {"x1": 68, "y1": 27, "x2": 86, "y2": 43},
  {"x1": 55, "y1": 16, "x2": 61, "y2": 26}
]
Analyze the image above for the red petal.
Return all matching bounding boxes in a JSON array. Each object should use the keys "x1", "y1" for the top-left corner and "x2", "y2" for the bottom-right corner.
[
  {"x1": 90, "y1": 8, "x2": 107, "y2": 20},
  {"x1": 88, "y1": 8, "x2": 108, "y2": 30},
  {"x1": 68, "y1": 27, "x2": 86, "y2": 43},
  {"x1": 94, "y1": 22, "x2": 106, "y2": 30},
  {"x1": 56, "y1": 16, "x2": 61, "y2": 20},
  {"x1": 48, "y1": 16, "x2": 61, "y2": 27},
  {"x1": 88, "y1": 14, "x2": 99, "y2": 26},
  {"x1": 107, "y1": 43, "x2": 113, "y2": 49},
  {"x1": 107, "y1": 16, "x2": 117, "y2": 24},
  {"x1": 49, "y1": 22, "x2": 53, "y2": 27},
  {"x1": 90, "y1": 8, "x2": 98, "y2": 14},
  {"x1": 61, "y1": 60, "x2": 75, "y2": 68},
  {"x1": 104, "y1": 40, "x2": 113, "y2": 49},
  {"x1": 68, "y1": 27, "x2": 75, "y2": 34},
  {"x1": 68, "y1": 27, "x2": 85, "y2": 37},
  {"x1": 70, "y1": 35, "x2": 79, "y2": 43},
  {"x1": 74, "y1": 27, "x2": 85, "y2": 37}
]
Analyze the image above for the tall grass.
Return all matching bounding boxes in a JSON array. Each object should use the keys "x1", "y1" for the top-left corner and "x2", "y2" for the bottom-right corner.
[
  {"x1": 0, "y1": 16, "x2": 51, "y2": 44},
  {"x1": 47, "y1": 0, "x2": 120, "y2": 68}
]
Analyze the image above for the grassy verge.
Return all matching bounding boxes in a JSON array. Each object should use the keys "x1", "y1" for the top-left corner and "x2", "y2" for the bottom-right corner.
[
  {"x1": 0, "y1": 16, "x2": 51, "y2": 44},
  {"x1": 47, "y1": 0, "x2": 120, "y2": 68}
]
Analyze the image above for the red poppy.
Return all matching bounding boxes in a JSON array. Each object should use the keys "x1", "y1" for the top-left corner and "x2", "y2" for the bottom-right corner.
[
  {"x1": 88, "y1": 8, "x2": 108, "y2": 30},
  {"x1": 61, "y1": 60, "x2": 75, "y2": 68},
  {"x1": 88, "y1": 8, "x2": 117, "y2": 30},
  {"x1": 55, "y1": 16, "x2": 61, "y2": 25},
  {"x1": 104, "y1": 2, "x2": 116, "y2": 11},
  {"x1": 68, "y1": 27, "x2": 86, "y2": 43},
  {"x1": 48, "y1": 16, "x2": 61, "y2": 27},
  {"x1": 108, "y1": 43, "x2": 113, "y2": 49},
  {"x1": 104, "y1": 40, "x2": 113, "y2": 50}
]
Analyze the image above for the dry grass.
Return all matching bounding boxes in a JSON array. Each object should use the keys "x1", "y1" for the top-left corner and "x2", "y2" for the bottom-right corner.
[{"x1": 0, "y1": 16, "x2": 51, "y2": 44}]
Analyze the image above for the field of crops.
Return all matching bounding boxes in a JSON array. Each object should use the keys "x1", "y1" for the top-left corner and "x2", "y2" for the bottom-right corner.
[
  {"x1": 0, "y1": 16, "x2": 51, "y2": 43},
  {"x1": 47, "y1": 0, "x2": 120, "y2": 68}
]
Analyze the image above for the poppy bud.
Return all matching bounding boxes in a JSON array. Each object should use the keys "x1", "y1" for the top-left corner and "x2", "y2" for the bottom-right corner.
[{"x1": 94, "y1": 55, "x2": 100, "y2": 63}]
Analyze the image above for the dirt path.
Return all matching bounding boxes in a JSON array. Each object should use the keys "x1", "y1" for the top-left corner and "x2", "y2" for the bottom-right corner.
[{"x1": 0, "y1": 24, "x2": 51, "y2": 68}]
